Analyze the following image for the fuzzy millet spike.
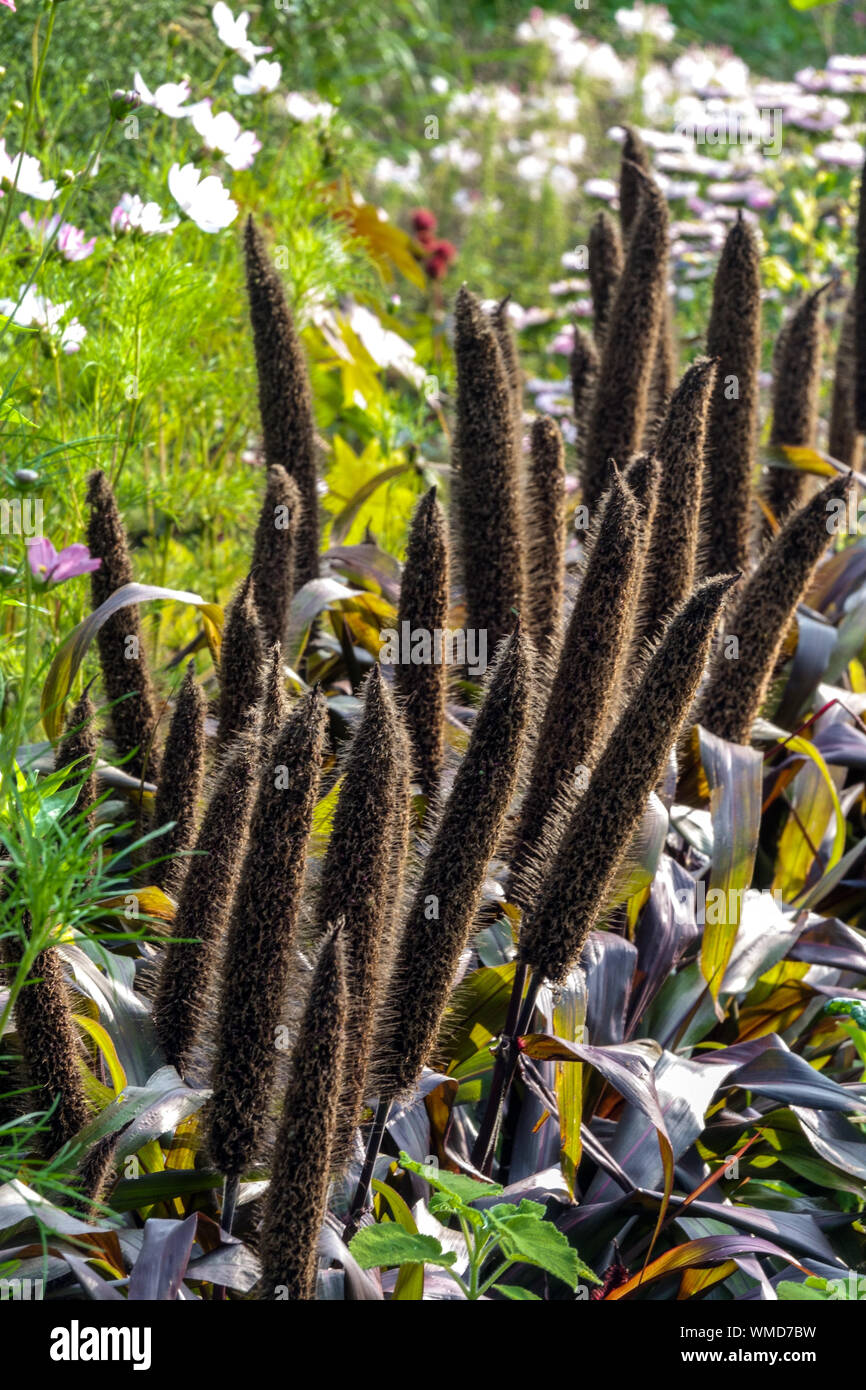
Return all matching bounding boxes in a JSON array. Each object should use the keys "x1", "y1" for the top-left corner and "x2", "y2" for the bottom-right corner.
[
  {"x1": 152, "y1": 662, "x2": 206, "y2": 897},
  {"x1": 153, "y1": 725, "x2": 260, "y2": 1079},
  {"x1": 208, "y1": 688, "x2": 328, "y2": 1177},
  {"x1": 702, "y1": 214, "x2": 762, "y2": 576},
  {"x1": 854, "y1": 144, "x2": 866, "y2": 433},
  {"x1": 374, "y1": 627, "x2": 532, "y2": 1098},
  {"x1": 261, "y1": 643, "x2": 290, "y2": 749},
  {"x1": 765, "y1": 285, "x2": 828, "y2": 527},
  {"x1": 216, "y1": 574, "x2": 265, "y2": 747},
  {"x1": 829, "y1": 293, "x2": 864, "y2": 473},
  {"x1": 2, "y1": 928, "x2": 90, "y2": 1156},
  {"x1": 570, "y1": 325, "x2": 599, "y2": 476},
  {"x1": 694, "y1": 473, "x2": 852, "y2": 745},
  {"x1": 314, "y1": 667, "x2": 407, "y2": 1160},
  {"x1": 244, "y1": 216, "x2": 320, "y2": 590},
  {"x1": 509, "y1": 472, "x2": 644, "y2": 905},
  {"x1": 525, "y1": 415, "x2": 567, "y2": 663},
  {"x1": 393, "y1": 487, "x2": 450, "y2": 798},
  {"x1": 623, "y1": 452, "x2": 662, "y2": 532},
  {"x1": 86, "y1": 470, "x2": 161, "y2": 782},
  {"x1": 645, "y1": 295, "x2": 678, "y2": 451},
  {"x1": 582, "y1": 170, "x2": 669, "y2": 510},
  {"x1": 258, "y1": 925, "x2": 347, "y2": 1301},
  {"x1": 639, "y1": 357, "x2": 717, "y2": 645},
  {"x1": 55, "y1": 690, "x2": 98, "y2": 827},
  {"x1": 588, "y1": 210, "x2": 624, "y2": 344},
  {"x1": 520, "y1": 574, "x2": 737, "y2": 984},
  {"x1": 452, "y1": 286, "x2": 525, "y2": 655},
  {"x1": 491, "y1": 295, "x2": 523, "y2": 426},
  {"x1": 251, "y1": 465, "x2": 301, "y2": 651},
  {"x1": 619, "y1": 126, "x2": 651, "y2": 240}
]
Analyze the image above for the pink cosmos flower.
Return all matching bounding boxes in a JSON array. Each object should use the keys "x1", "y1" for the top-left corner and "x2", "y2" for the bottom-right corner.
[
  {"x1": 27, "y1": 538, "x2": 101, "y2": 584},
  {"x1": 1, "y1": 2, "x2": 16, "y2": 12}
]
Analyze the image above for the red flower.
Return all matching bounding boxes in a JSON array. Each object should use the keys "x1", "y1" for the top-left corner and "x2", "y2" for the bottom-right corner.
[
  {"x1": 411, "y1": 207, "x2": 437, "y2": 237},
  {"x1": 424, "y1": 238, "x2": 457, "y2": 280}
]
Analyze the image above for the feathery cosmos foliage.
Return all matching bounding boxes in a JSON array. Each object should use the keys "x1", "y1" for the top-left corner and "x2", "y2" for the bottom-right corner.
[
  {"x1": 854, "y1": 144, "x2": 866, "y2": 433},
  {"x1": 86, "y1": 470, "x2": 161, "y2": 783},
  {"x1": 393, "y1": 487, "x2": 450, "y2": 797},
  {"x1": 208, "y1": 689, "x2": 328, "y2": 1178},
  {"x1": 244, "y1": 216, "x2": 319, "y2": 590},
  {"x1": 374, "y1": 628, "x2": 532, "y2": 1098},
  {"x1": 55, "y1": 690, "x2": 98, "y2": 826},
  {"x1": 694, "y1": 473, "x2": 852, "y2": 745},
  {"x1": 588, "y1": 210, "x2": 623, "y2": 343},
  {"x1": 510, "y1": 471, "x2": 644, "y2": 905},
  {"x1": 491, "y1": 295, "x2": 523, "y2": 425},
  {"x1": 2, "y1": 929, "x2": 90, "y2": 1157},
  {"x1": 251, "y1": 465, "x2": 301, "y2": 652},
  {"x1": 152, "y1": 663, "x2": 206, "y2": 897},
  {"x1": 314, "y1": 667, "x2": 407, "y2": 1158},
  {"x1": 520, "y1": 575, "x2": 737, "y2": 985},
  {"x1": 570, "y1": 326, "x2": 599, "y2": 477},
  {"x1": 639, "y1": 357, "x2": 717, "y2": 645},
  {"x1": 582, "y1": 168, "x2": 669, "y2": 510},
  {"x1": 829, "y1": 293, "x2": 864, "y2": 474},
  {"x1": 153, "y1": 725, "x2": 260, "y2": 1079},
  {"x1": 452, "y1": 286, "x2": 524, "y2": 654},
  {"x1": 216, "y1": 575, "x2": 265, "y2": 748},
  {"x1": 765, "y1": 285, "x2": 828, "y2": 527},
  {"x1": 525, "y1": 415, "x2": 567, "y2": 663},
  {"x1": 702, "y1": 214, "x2": 762, "y2": 576},
  {"x1": 258, "y1": 926, "x2": 347, "y2": 1301}
]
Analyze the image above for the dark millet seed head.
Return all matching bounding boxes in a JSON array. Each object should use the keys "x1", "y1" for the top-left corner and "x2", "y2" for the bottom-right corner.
[
  {"x1": 694, "y1": 472, "x2": 853, "y2": 745},
  {"x1": 588, "y1": 210, "x2": 624, "y2": 344},
  {"x1": 491, "y1": 294, "x2": 523, "y2": 426},
  {"x1": 216, "y1": 574, "x2": 265, "y2": 748},
  {"x1": 619, "y1": 126, "x2": 651, "y2": 239},
  {"x1": 452, "y1": 285, "x2": 525, "y2": 655},
  {"x1": 244, "y1": 216, "x2": 320, "y2": 590},
  {"x1": 765, "y1": 284, "x2": 829, "y2": 527},
  {"x1": 394, "y1": 486, "x2": 450, "y2": 798},
  {"x1": 86, "y1": 470, "x2": 161, "y2": 782},
  {"x1": 510, "y1": 470, "x2": 644, "y2": 906},
  {"x1": 525, "y1": 415, "x2": 567, "y2": 665},
  {"x1": 152, "y1": 662, "x2": 207, "y2": 897},
  {"x1": 258, "y1": 924, "x2": 347, "y2": 1301},
  {"x1": 251, "y1": 465, "x2": 301, "y2": 651},
  {"x1": 55, "y1": 690, "x2": 99, "y2": 828},
  {"x1": 208, "y1": 687, "x2": 329, "y2": 1177},
  {"x1": 520, "y1": 574, "x2": 738, "y2": 984},
  {"x1": 582, "y1": 169, "x2": 669, "y2": 511},
  {"x1": 373, "y1": 626, "x2": 533, "y2": 1098},
  {"x1": 701, "y1": 213, "x2": 762, "y2": 577},
  {"x1": 829, "y1": 292, "x2": 864, "y2": 473},
  {"x1": 153, "y1": 724, "x2": 261, "y2": 1079},
  {"x1": 640, "y1": 357, "x2": 718, "y2": 645},
  {"x1": 314, "y1": 666, "x2": 406, "y2": 1159},
  {"x1": 570, "y1": 326, "x2": 599, "y2": 480}
]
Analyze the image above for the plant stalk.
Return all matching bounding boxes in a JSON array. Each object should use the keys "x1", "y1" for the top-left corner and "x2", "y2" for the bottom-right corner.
[{"x1": 342, "y1": 1096, "x2": 391, "y2": 1244}]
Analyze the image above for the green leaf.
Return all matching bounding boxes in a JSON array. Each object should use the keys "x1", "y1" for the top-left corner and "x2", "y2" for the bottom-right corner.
[
  {"x1": 492, "y1": 1284, "x2": 542, "y2": 1300},
  {"x1": 397, "y1": 1151, "x2": 502, "y2": 1204},
  {"x1": 777, "y1": 1277, "x2": 837, "y2": 1300},
  {"x1": 348, "y1": 1224, "x2": 457, "y2": 1271},
  {"x1": 486, "y1": 1213, "x2": 581, "y2": 1290},
  {"x1": 485, "y1": 1199, "x2": 547, "y2": 1222}
]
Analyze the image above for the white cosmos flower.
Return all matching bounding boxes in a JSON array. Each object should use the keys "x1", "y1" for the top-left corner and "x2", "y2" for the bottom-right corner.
[
  {"x1": 111, "y1": 192, "x2": 179, "y2": 236},
  {"x1": 168, "y1": 162, "x2": 237, "y2": 233},
  {"x1": 0, "y1": 140, "x2": 56, "y2": 199},
  {"x1": 285, "y1": 92, "x2": 335, "y2": 122},
  {"x1": 211, "y1": 2, "x2": 271, "y2": 65},
  {"x1": 0, "y1": 285, "x2": 85, "y2": 352},
  {"x1": 615, "y1": 4, "x2": 675, "y2": 43},
  {"x1": 190, "y1": 103, "x2": 261, "y2": 169},
  {"x1": 344, "y1": 304, "x2": 426, "y2": 388},
  {"x1": 132, "y1": 72, "x2": 191, "y2": 118},
  {"x1": 233, "y1": 58, "x2": 281, "y2": 95}
]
